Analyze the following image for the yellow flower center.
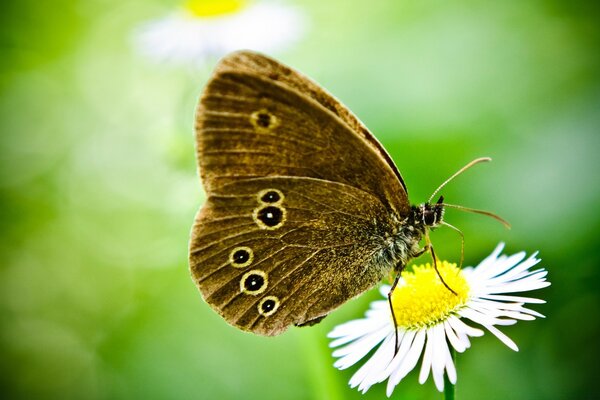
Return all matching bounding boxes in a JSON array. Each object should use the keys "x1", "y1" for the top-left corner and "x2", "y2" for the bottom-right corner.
[
  {"x1": 184, "y1": 0, "x2": 246, "y2": 18},
  {"x1": 391, "y1": 261, "x2": 470, "y2": 329}
]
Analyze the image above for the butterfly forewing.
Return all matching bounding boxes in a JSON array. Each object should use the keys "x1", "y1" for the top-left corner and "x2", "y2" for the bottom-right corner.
[
  {"x1": 214, "y1": 51, "x2": 409, "y2": 197},
  {"x1": 190, "y1": 51, "x2": 410, "y2": 335},
  {"x1": 196, "y1": 51, "x2": 409, "y2": 214}
]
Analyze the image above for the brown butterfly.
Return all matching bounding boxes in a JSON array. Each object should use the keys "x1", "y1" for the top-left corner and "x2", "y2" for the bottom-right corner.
[{"x1": 189, "y1": 51, "x2": 507, "y2": 336}]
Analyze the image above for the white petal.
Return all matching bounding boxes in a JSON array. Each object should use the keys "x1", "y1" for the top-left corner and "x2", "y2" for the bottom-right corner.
[
  {"x1": 133, "y1": 4, "x2": 306, "y2": 67},
  {"x1": 448, "y1": 315, "x2": 484, "y2": 338},
  {"x1": 472, "y1": 243, "x2": 505, "y2": 276},
  {"x1": 375, "y1": 330, "x2": 409, "y2": 382},
  {"x1": 471, "y1": 301, "x2": 538, "y2": 321},
  {"x1": 387, "y1": 329, "x2": 426, "y2": 395},
  {"x1": 333, "y1": 327, "x2": 389, "y2": 369},
  {"x1": 484, "y1": 254, "x2": 540, "y2": 284},
  {"x1": 444, "y1": 320, "x2": 466, "y2": 352},
  {"x1": 478, "y1": 294, "x2": 546, "y2": 304},
  {"x1": 484, "y1": 324, "x2": 519, "y2": 351},
  {"x1": 516, "y1": 308, "x2": 546, "y2": 318},
  {"x1": 418, "y1": 329, "x2": 434, "y2": 384},
  {"x1": 350, "y1": 333, "x2": 395, "y2": 392},
  {"x1": 470, "y1": 298, "x2": 527, "y2": 310},
  {"x1": 328, "y1": 319, "x2": 371, "y2": 339},
  {"x1": 371, "y1": 299, "x2": 392, "y2": 310},
  {"x1": 484, "y1": 268, "x2": 548, "y2": 288},
  {"x1": 495, "y1": 252, "x2": 527, "y2": 274},
  {"x1": 360, "y1": 337, "x2": 395, "y2": 390},
  {"x1": 329, "y1": 316, "x2": 388, "y2": 347},
  {"x1": 460, "y1": 307, "x2": 516, "y2": 326},
  {"x1": 467, "y1": 302, "x2": 524, "y2": 323},
  {"x1": 431, "y1": 325, "x2": 448, "y2": 392},
  {"x1": 482, "y1": 279, "x2": 550, "y2": 294},
  {"x1": 379, "y1": 284, "x2": 392, "y2": 297},
  {"x1": 384, "y1": 330, "x2": 418, "y2": 395},
  {"x1": 472, "y1": 246, "x2": 522, "y2": 280},
  {"x1": 444, "y1": 341, "x2": 457, "y2": 385}
]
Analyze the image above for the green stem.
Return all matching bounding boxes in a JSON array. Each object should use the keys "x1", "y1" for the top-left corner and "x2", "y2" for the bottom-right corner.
[{"x1": 443, "y1": 347, "x2": 456, "y2": 400}]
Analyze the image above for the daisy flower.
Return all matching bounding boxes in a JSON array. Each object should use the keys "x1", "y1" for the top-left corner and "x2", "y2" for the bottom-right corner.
[
  {"x1": 328, "y1": 243, "x2": 550, "y2": 396},
  {"x1": 133, "y1": 0, "x2": 306, "y2": 68}
]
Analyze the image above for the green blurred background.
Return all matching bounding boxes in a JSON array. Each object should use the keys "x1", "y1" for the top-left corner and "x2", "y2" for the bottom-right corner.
[{"x1": 1, "y1": 0, "x2": 599, "y2": 399}]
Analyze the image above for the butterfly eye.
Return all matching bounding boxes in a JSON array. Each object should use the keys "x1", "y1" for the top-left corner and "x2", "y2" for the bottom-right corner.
[
  {"x1": 240, "y1": 270, "x2": 268, "y2": 295},
  {"x1": 423, "y1": 210, "x2": 437, "y2": 226},
  {"x1": 250, "y1": 109, "x2": 279, "y2": 131},
  {"x1": 229, "y1": 246, "x2": 254, "y2": 268},
  {"x1": 258, "y1": 296, "x2": 280, "y2": 317},
  {"x1": 253, "y1": 205, "x2": 286, "y2": 230},
  {"x1": 258, "y1": 188, "x2": 284, "y2": 205}
]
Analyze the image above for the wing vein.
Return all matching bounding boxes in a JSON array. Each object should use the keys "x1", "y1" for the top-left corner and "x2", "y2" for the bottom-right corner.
[{"x1": 190, "y1": 226, "x2": 261, "y2": 255}]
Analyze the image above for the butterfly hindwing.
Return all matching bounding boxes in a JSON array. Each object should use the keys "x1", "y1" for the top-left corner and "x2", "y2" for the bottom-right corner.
[{"x1": 190, "y1": 177, "x2": 395, "y2": 335}]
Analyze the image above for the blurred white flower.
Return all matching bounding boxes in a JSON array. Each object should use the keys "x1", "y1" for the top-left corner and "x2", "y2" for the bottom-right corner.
[
  {"x1": 328, "y1": 243, "x2": 550, "y2": 396},
  {"x1": 133, "y1": 0, "x2": 306, "y2": 67}
]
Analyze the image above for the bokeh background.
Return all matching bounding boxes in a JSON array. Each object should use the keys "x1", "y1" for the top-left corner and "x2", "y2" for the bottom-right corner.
[{"x1": 1, "y1": 0, "x2": 599, "y2": 399}]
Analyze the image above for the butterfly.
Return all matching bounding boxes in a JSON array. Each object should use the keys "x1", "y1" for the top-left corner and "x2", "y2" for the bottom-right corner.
[{"x1": 188, "y1": 51, "x2": 506, "y2": 336}]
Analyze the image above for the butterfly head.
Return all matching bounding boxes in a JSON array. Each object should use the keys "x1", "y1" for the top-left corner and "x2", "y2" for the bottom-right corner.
[{"x1": 413, "y1": 195, "x2": 445, "y2": 229}]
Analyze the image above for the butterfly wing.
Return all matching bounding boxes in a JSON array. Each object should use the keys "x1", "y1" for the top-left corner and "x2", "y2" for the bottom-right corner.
[
  {"x1": 196, "y1": 51, "x2": 409, "y2": 214},
  {"x1": 190, "y1": 177, "x2": 397, "y2": 335},
  {"x1": 190, "y1": 51, "x2": 409, "y2": 335}
]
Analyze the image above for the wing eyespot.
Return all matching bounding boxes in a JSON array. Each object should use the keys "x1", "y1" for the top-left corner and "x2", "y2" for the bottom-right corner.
[
  {"x1": 240, "y1": 270, "x2": 268, "y2": 295},
  {"x1": 258, "y1": 296, "x2": 280, "y2": 317},
  {"x1": 257, "y1": 188, "x2": 284, "y2": 205},
  {"x1": 250, "y1": 109, "x2": 279, "y2": 131},
  {"x1": 253, "y1": 205, "x2": 286, "y2": 230},
  {"x1": 229, "y1": 246, "x2": 254, "y2": 268}
]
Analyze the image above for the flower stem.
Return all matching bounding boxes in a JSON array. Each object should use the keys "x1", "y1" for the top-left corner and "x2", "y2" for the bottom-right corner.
[{"x1": 443, "y1": 348, "x2": 456, "y2": 400}]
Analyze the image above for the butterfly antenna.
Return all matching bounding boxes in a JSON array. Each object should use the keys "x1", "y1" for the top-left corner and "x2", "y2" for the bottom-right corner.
[
  {"x1": 427, "y1": 157, "x2": 492, "y2": 204},
  {"x1": 440, "y1": 221, "x2": 465, "y2": 270},
  {"x1": 442, "y1": 203, "x2": 511, "y2": 229}
]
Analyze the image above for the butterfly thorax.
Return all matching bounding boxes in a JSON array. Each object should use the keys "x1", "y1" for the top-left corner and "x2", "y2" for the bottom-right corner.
[{"x1": 377, "y1": 201, "x2": 444, "y2": 273}]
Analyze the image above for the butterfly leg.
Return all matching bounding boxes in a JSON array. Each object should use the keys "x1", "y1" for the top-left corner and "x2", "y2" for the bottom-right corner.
[
  {"x1": 425, "y1": 231, "x2": 457, "y2": 296},
  {"x1": 440, "y1": 221, "x2": 465, "y2": 271},
  {"x1": 387, "y1": 272, "x2": 402, "y2": 356}
]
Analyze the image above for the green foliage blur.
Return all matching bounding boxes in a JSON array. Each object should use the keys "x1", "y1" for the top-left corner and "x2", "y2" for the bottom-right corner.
[{"x1": 1, "y1": 0, "x2": 598, "y2": 399}]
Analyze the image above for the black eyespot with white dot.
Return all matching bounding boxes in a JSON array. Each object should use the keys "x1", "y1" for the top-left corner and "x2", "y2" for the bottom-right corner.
[
  {"x1": 261, "y1": 298, "x2": 276, "y2": 312},
  {"x1": 240, "y1": 270, "x2": 268, "y2": 295},
  {"x1": 261, "y1": 191, "x2": 280, "y2": 203},
  {"x1": 257, "y1": 206, "x2": 283, "y2": 227},
  {"x1": 257, "y1": 189, "x2": 284, "y2": 206},
  {"x1": 229, "y1": 247, "x2": 253, "y2": 268},
  {"x1": 244, "y1": 274, "x2": 264, "y2": 291},
  {"x1": 258, "y1": 296, "x2": 280, "y2": 316}
]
